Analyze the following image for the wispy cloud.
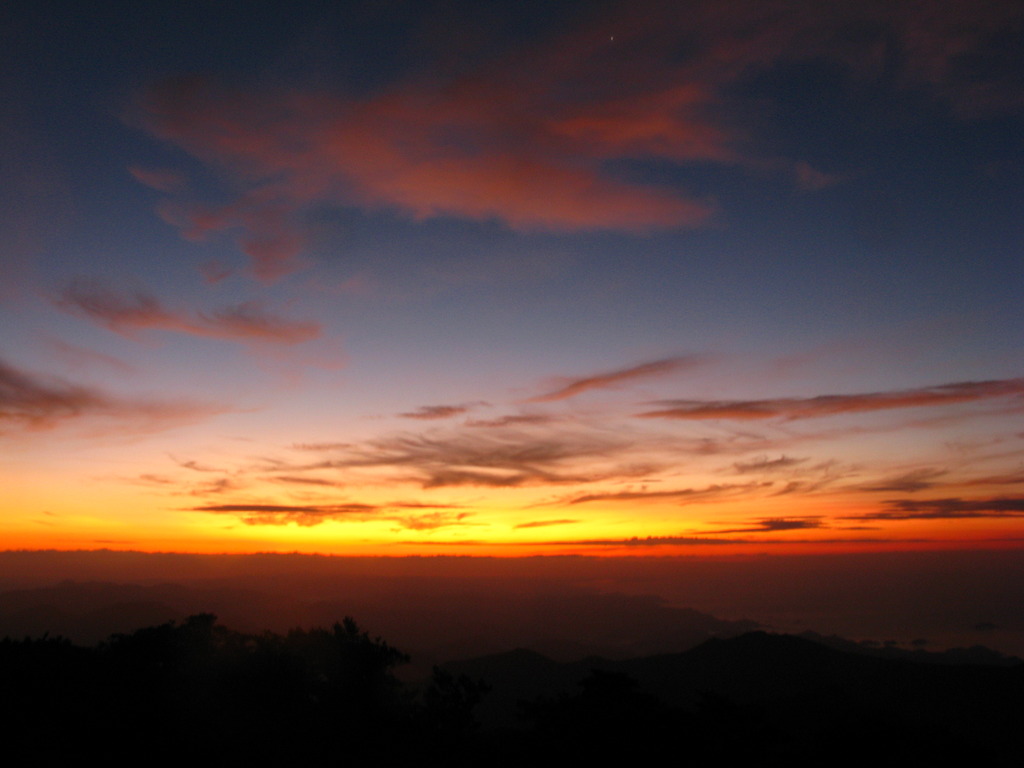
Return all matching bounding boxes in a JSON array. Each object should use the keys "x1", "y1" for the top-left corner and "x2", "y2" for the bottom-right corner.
[
  {"x1": 514, "y1": 519, "x2": 580, "y2": 529},
  {"x1": 187, "y1": 478, "x2": 240, "y2": 496},
  {"x1": 793, "y1": 161, "x2": 841, "y2": 191},
  {"x1": 192, "y1": 502, "x2": 379, "y2": 527},
  {"x1": 846, "y1": 497, "x2": 1024, "y2": 521},
  {"x1": 270, "y1": 475, "x2": 345, "y2": 487},
  {"x1": 966, "y1": 469, "x2": 1024, "y2": 486},
  {"x1": 402, "y1": 534, "x2": 927, "y2": 549},
  {"x1": 706, "y1": 517, "x2": 825, "y2": 534},
  {"x1": 140, "y1": 70, "x2": 714, "y2": 260},
  {"x1": 391, "y1": 511, "x2": 474, "y2": 531},
  {"x1": 1, "y1": 358, "x2": 106, "y2": 430},
  {"x1": 770, "y1": 478, "x2": 840, "y2": 497},
  {"x1": 528, "y1": 356, "x2": 703, "y2": 402},
  {"x1": 170, "y1": 456, "x2": 223, "y2": 473},
  {"x1": 399, "y1": 404, "x2": 472, "y2": 420},
  {"x1": 198, "y1": 302, "x2": 320, "y2": 343},
  {"x1": 157, "y1": 197, "x2": 307, "y2": 281},
  {"x1": 57, "y1": 281, "x2": 177, "y2": 335},
  {"x1": 466, "y1": 414, "x2": 557, "y2": 428},
  {"x1": 0, "y1": 357, "x2": 223, "y2": 433},
  {"x1": 858, "y1": 468, "x2": 949, "y2": 493},
  {"x1": 639, "y1": 378, "x2": 1024, "y2": 421},
  {"x1": 733, "y1": 455, "x2": 807, "y2": 473},
  {"x1": 57, "y1": 280, "x2": 320, "y2": 344},
  {"x1": 128, "y1": 165, "x2": 186, "y2": 193},
  {"x1": 132, "y1": 1, "x2": 1023, "y2": 276},
  {"x1": 417, "y1": 469, "x2": 558, "y2": 489},
  {"x1": 44, "y1": 338, "x2": 134, "y2": 375},
  {"x1": 329, "y1": 427, "x2": 634, "y2": 489},
  {"x1": 191, "y1": 500, "x2": 468, "y2": 529},
  {"x1": 566, "y1": 481, "x2": 770, "y2": 506},
  {"x1": 291, "y1": 442, "x2": 351, "y2": 452},
  {"x1": 534, "y1": 536, "x2": 741, "y2": 548}
]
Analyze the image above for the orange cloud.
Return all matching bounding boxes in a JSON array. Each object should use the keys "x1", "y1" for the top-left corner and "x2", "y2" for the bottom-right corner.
[
  {"x1": 566, "y1": 481, "x2": 769, "y2": 506},
  {"x1": 514, "y1": 519, "x2": 580, "y2": 529},
  {"x1": 529, "y1": 356, "x2": 702, "y2": 402},
  {"x1": 140, "y1": 77, "x2": 715, "y2": 242},
  {"x1": 0, "y1": 357, "x2": 224, "y2": 433},
  {"x1": 858, "y1": 468, "x2": 949, "y2": 493},
  {"x1": 733, "y1": 455, "x2": 807, "y2": 473},
  {"x1": 639, "y1": 378, "x2": 1024, "y2": 421},
  {"x1": 197, "y1": 302, "x2": 320, "y2": 344},
  {"x1": 58, "y1": 280, "x2": 320, "y2": 344},
  {"x1": 191, "y1": 501, "x2": 469, "y2": 529},
  {"x1": 1, "y1": 357, "x2": 107, "y2": 430},
  {"x1": 707, "y1": 517, "x2": 826, "y2": 535},
  {"x1": 128, "y1": 165, "x2": 186, "y2": 192},
  {"x1": 845, "y1": 497, "x2": 1024, "y2": 521},
  {"x1": 392, "y1": 511, "x2": 474, "y2": 531},
  {"x1": 131, "y1": 1, "x2": 1024, "y2": 276},
  {"x1": 159, "y1": 198, "x2": 308, "y2": 282},
  {"x1": 44, "y1": 338, "x2": 135, "y2": 375},
  {"x1": 466, "y1": 414, "x2": 557, "y2": 428},
  {"x1": 399, "y1": 404, "x2": 472, "y2": 420},
  {"x1": 272, "y1": 420, "x2": 651, "y2": 491},
  {"x1": 193, "y1": 503, "x2": 379, "y2": 527}
]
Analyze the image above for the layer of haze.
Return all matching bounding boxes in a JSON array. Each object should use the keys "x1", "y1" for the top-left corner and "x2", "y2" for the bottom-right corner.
[{"x1": 3, "y1": 550, "x2": 1024, "y2": 664}]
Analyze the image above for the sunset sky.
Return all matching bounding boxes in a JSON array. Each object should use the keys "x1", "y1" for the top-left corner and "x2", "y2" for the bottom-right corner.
[{"x1": 3, "y1": 0, "x2": 1023, "y2": 557}]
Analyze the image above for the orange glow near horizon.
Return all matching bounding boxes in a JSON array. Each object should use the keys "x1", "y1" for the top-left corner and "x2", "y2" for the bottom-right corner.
[
  {"x1": 7, "y1": 484, "x2": 1023, "y2": 558},
  {"x1": 6, "y1": 426, "x2": 1024, "y2": 558}
]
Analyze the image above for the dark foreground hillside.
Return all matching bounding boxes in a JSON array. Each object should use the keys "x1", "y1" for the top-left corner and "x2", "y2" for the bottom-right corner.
[
  {"x1": 3, "y1": 617, "x2": 1023, "y2": 765},
  {"x1": 452, "y1": 631, "x2": 1024, "y2": 764},
  {"x1": 1, "y1": 615, "x2": 487, "y2": 764}
]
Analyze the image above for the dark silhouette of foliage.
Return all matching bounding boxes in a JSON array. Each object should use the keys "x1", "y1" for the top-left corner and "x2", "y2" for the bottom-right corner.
[
  {"x1": 0, "y1": 614, "x2": 433, "y2": 763},
  {"x1": 4, "y1": 622, "x2": 1023, "y2": 765},
  {"x1": 421, "y1": 666, "x2": 491, "y2": 739},
  {"x1": 515, "y1": 668, "x2": 688, "y2": 761}
]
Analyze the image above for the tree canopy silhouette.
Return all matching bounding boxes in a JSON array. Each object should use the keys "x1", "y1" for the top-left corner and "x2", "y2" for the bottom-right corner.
[{"x1": 1, "y1": 614, "x2": 479, "y2": 763}]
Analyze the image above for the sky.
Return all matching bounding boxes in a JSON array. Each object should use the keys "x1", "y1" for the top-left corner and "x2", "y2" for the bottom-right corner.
[{"x1": 3, "y1": 0, "x2": 1024, "y2": 558}]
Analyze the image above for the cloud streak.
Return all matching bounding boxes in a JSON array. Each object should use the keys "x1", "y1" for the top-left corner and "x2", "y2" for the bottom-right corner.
[
  {"x1": 528, "y1": 357, "x2": 702, "y2": 402},
  {"x1": 514, "y1": 519, "x2": 580, "y2": 530},
  {"x1": 566, "y1": 481, "x2": 770, "y2": 506},
  {"x1": 128, "y1": 165, "x2": 186, "y2": 192},
  {"x1": 322, "y1": 426, "x2": 637, "y2": 489},
  {"x1": 465, "y1": 414, "x2": 557, "y2": 428},
  {"x1": 193, "y1": 502, "x2": 379, "y2": 527},
  {"x1": 846, "y1": 497, "x2": 1024, "y2": 522},
  {"x1": 191, "y1": 501, "x2": 470, "y2": 529},
  {"x1": 858, "y1": 468, "x2": 949, "y2": 493},
  {"x1": 0, "y1": 357, "x2": 223, "y2": 433},
  {"x1": 139, "y1": 71, "x2": 714, "y2": 258},
  {"x1": 733, "y1": 455, "x2": 807, "y2": 473},
  {"x1": 706, "y1": 517, "x2": 825, "y2": 535},
  {"x1": 639, "y1": 378, "x2": 1024, "y2": 421},
  {"x1": 58, "y1": 280, "x2": 320, "y2": 344},
  {"x1": 399, "y1": 404, "x2": 472, "y2": 420}
]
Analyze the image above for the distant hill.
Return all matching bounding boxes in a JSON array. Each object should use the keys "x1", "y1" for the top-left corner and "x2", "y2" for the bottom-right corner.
[
  {"x1": 446, "y1": 630, "x2": 1024, "y2": 739},
  {"x1": 0, "y1": 579, "x2": 760, "y2": 674},
  {"x1": 798, "y1": 629, "x2": 1022, "y2": 666}
]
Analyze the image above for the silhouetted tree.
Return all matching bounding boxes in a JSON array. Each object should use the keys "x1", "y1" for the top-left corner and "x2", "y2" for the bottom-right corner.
[
  {"x1": 421, "y1": 666, "x2": 491, "y2": 739},
  {"x1": 518, "y1": 668, "x2": 682, "y2": 761}
]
